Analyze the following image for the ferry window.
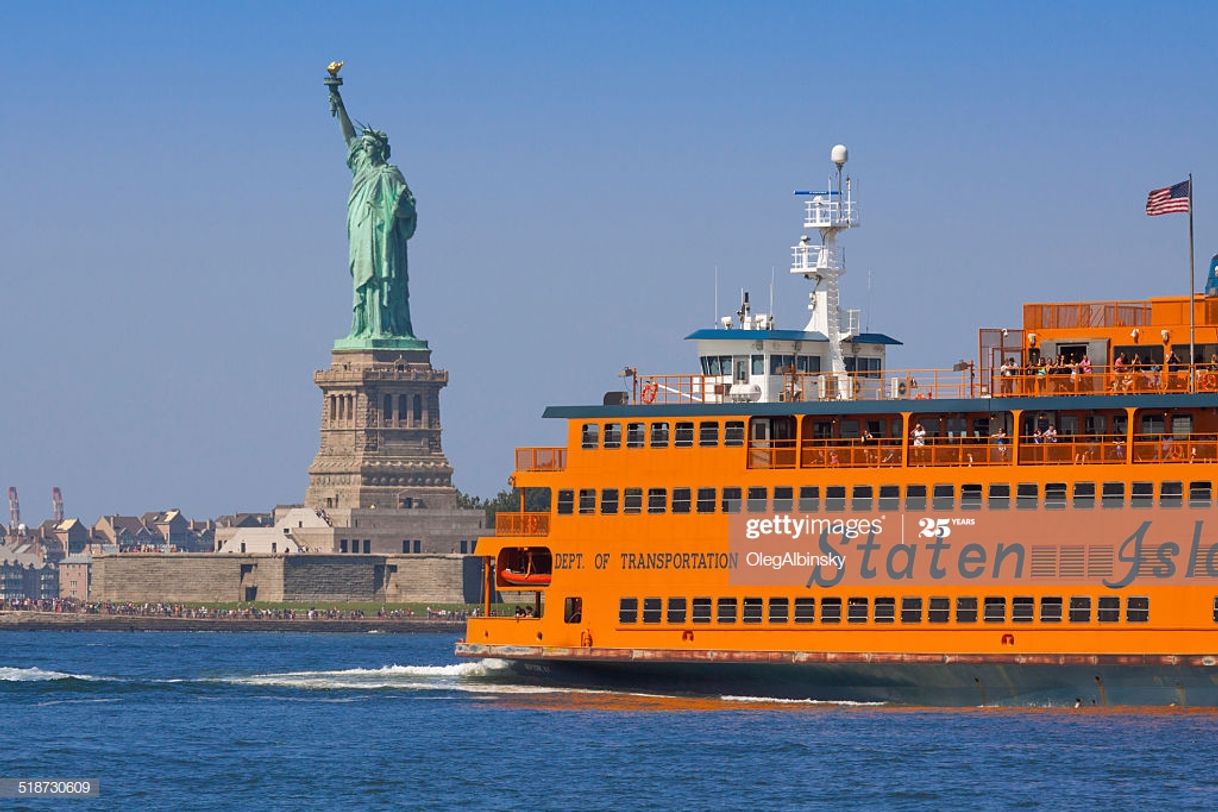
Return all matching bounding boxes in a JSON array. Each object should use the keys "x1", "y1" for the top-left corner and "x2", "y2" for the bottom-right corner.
[
  {"x1": 672, "y1": 488, "x2": 692, "y2": 514},
  {"x1": 1161, "y1": 481, "x2": 1183, "y2": 508},
  {"x1": 601, "y1": 488, "x2": 619, "y2": 515},
  {"x1": 699, "y1": 421, "x2": 720, "y2": 447},
  {"x1": 650, "y1": 422, "x2": 670, "y2": 448},
  {"x1": 752, "y1": 355, "x2": 764, "y2": 375},
  {"x1": 793, "y1": 597, "x2": 815, "y2": 623},
  {"x1": 983, "y1": 597, "x2": 1006, "y2": 623},
  {"x1": 1044, "y1": 483, "x2": 1067, "y2": 510},
  {"x1": 878, "y1": 485, "x2": 901, "y2": 511},
  {"x1": 770, "y1": 354, "x2": 796, "y2": 375},
  {"x1": 1073, "y1": 482, "x2": 1096, "y2": 509},
  {"x1": 1016, "y1": 483, "x2": 1038, "y2": 510},
  {"x1": 722, "y1": 487, "x2": 742, "y2": 513},
  {"x1": 905, "y1": 485, "x2": 927, "y2": 511},
  {"x1": 847, "y1": 597, "x2": 869, "y2": 624},
  {"x1": 874, "y1": 597, "x2": 896, "y2": 623},
  {"x1": 769, "y1": 597, "x2": 790, "y2": 623},
  {"x1": 743, "y1": 598, "x2": 763, "y2": 624},
  {"x1": 820, "y1": 597, "x2": 842, "y2": 624},
  {"x1": 563, "y1": 597, "x2": 582, "y2": 624},
  {"x1": 1012, "y1": 597, "x2": 1034, "y2": 623},
  {"x1": 623, "y1": 488, "x2": 643, "y2": 514},
  {"x1": 901, "y1": 597, "x2": 923, "y2": 624},
  {"x1": 747, "y1": 487, "x2": 768, "y2": 513},
  {"x1": 642, "y1": 597, "x2": 663, "y2": 624},
  {"x1": 692, "y1": 597, "x2": 712, "y2": 623},
  {"x1": 825, "y1": 486, "x2": 846, "y2": 512},
  {"x1": 961, "y1": 484, "x2": 983, "y2": 510},
  {"x1": 626, "y1": 422, "x2": 646, "y2": 448},
  {"x1": 852, "y1": 486, "x2": 873, "y2": 512},
  {"x1": 700, "y1": 356, "x2": 711, "y2": 375},
  {"x1": 1126, "y1": 596, "x2": 1149, "y2": 623},
  {"x1": 1097, "y1": 596, "x2": 1121, "y2": 623},
  {"x1": 988, "y1": 483, "x2": 1010, "y2": 510},
  {"x1": 696, "y1": 488, "x2": 716, "y2": 513},
  {"x1": 928, "y1": 597, "x2": 950, "y2": 624},
  {"x1": 956, "y1": 597, "x2": 978, "y2": 623},
  {"x1": 581, "y1": 423, "x2": 599, "y2": 449},
  {"x1": 1189, "y1": 481, "x2": 1212, "y2": 507},
  {"x1": 1131, "y1": 482, "x2": 1154, "y2": 508},
  {"x1": 604, "y1": 423, "x2": 622, "y2": 449},
  {"x1": 799, "y1": 486, "x2": 820, "y2": 512},
  {"x1": 675, "y1": 422, "x2": 695, "y2": 448},
  {"x1": 932, "y1": 484, "x2": 954, "y2": 511},
  {"x1": 1101, "y1": 482, "x2": 1125, "y2": 508},
  {"x1": 619, "y1": 597, "x2": 638, "y2": 624},
  {"x1": 1040, "y1": 597, "x2": 1063, "y2": 623},
  {"x1": 647, "y1": 488, "x2": 667, "y2": 514},
  {"x1": 797, "y1": 355, "x2": 822, "y2": 374},
  {"x1": 1069, "y1": 596, "x2": 1092, "y2": 623},
  {"x1": 578, "y1": 489, "x2": 596, "y2": 514},
  {"x1": 667, "y1": 597, "x2": 687, "y2": 624},
  {"x1": 717, "y1": 597, "x2": 738, "y2": 624},
  {"x1": 725, "y1": 421, "x2": 746, "y2": 447},
  {"x1": 773, "y1": 487, "x2": 794, "y2": 511},
  {"x1": 557, "y1": 490, "x2": 575, "y2": 515}
]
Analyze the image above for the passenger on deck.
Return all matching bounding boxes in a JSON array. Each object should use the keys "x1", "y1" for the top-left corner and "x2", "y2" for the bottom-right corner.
[
  {"x1": 1043, "y1": 424, "x2": 1058, "y2": 443},
  {"x1": 1000, "y1": 358, "x2": 1016, "y2": 395},
  {"x1": 991, "y1": 427, "x2": 1008, "y2": 460}
]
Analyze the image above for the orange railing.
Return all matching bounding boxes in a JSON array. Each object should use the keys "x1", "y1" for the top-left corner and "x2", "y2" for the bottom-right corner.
[
  {"x1": 1017, "y1": 434, "x2": 1128, "y2": 465},
  {"x1": 494, "y1": 512, "x2": 550, "y2": 537},
  {"x1": 800, "y1": 439, "x2": 903, "y2": 468},
  {"x1": 515, "y1": 447, "x2": 566, "y2": 472},
  {"x1": 747, "y1": 440, "x2": 798, "y2": 469},
  {"x1": 907, "y1": 439, "x2": 1012, "y2": 467},
  {"x1": 992, "y1": 365, "x2": 1216, "y2": 397},
  {"x1": 633, "y1": 374, "x2": 721, "y2": 405},
  {"x1": 780, "y1": 369, "x2": 974, "y2": 401},
  {"x1": 1131, "y1": 434, "x2": 1218, "y2": 463}
]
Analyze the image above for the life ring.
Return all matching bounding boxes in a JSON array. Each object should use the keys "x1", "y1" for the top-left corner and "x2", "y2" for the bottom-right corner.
[{"x1": 640, "y1": 382, "x2": 659, "y2": 404}]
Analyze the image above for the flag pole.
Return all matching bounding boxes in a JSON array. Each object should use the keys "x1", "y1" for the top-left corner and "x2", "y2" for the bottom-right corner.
[{"x1": 1188, "y1": 173, "x2": 1196, "y2": 392}]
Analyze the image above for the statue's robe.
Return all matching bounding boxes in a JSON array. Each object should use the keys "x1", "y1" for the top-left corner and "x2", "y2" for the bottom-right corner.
[{"x1": 346, "y1": 140, "x2": 417, "y2": 338}]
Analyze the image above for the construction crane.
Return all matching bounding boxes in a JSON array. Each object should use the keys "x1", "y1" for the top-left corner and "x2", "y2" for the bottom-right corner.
[
  {"x1": 7, "y1": 487, "x2": 20, "y2": 532},
  {"x1": 52, "y1": 487, "x2": 64, "y2": 523}
]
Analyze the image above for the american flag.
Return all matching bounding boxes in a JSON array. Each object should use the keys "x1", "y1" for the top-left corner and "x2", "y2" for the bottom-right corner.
[{"x1": 1146, "y1": 179, "x2": 1191, "y2": 216}]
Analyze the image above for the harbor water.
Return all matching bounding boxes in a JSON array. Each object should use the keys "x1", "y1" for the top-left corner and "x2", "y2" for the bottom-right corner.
[{"x1": 2, "y1": 630, "x2": 1215, "y2": 810}]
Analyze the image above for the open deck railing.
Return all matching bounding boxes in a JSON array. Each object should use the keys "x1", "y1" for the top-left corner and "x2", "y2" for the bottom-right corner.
[
  {"x1": 993, "y1": 364, "x2": 1218, "y2": 398},
  {"x1": 514, "y1": 447, "x2": 566, "y2": 472},
  {"x1": 1131, "y1": 434, "x2": 1218, "y2": 463},
  {"x1": 799, "y1": 438, "x2": 903, "y2": 468},
  {"x1": 494, "y1": 512, "x2": 550, "y2": 537},
  {"x1": 1016, "y1": 434, "x2": 1128, "y2": 465}
]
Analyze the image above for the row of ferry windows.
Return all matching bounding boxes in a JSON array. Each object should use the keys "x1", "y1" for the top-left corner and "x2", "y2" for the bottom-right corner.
[
  {"x1": 581, "y1": 421, "x2": 745, "y2": 450},
  {"x1": 618, "y1": 595, "x2": 1151, "y2": 625},
  {"x1": 556, "y1": 481, "x2": 1216, "y2": 515}
]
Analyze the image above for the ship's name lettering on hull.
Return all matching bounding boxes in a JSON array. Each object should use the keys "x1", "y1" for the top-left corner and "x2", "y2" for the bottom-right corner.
[{"x1": 619, "y1": 552, "x2": 739, "y2": 571}]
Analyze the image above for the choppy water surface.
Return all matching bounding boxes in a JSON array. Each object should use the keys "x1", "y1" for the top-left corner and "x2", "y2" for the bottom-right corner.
[{"x1": 2, "y1": 631, "x2": 1215, "y2": 810}]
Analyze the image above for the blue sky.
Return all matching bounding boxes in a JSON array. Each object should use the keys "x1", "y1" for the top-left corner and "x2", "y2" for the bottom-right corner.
[{"x1": 2, "y1": 1, "x2": 1216, "y2": 525}]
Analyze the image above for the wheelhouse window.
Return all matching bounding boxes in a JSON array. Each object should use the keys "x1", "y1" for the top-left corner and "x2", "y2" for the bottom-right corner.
[
  {"x1": 674, "y1": 422, "x2": 695, "y2": 448},
  {"x1": 650, "y1": 422, "x2": 670, "y2": 448},
  {"x1": 581, "y1": 423, "x2": 599, "y2": 449}
]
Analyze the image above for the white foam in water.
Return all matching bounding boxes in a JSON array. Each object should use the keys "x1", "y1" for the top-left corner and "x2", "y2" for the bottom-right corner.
[
  {"x1": 721, "y1": 694, "x2": 887, "y2": 706},
  {"x1": 0, "y1": 666, "x2": 103, "y2": 682},
  {"x1": 220, "y1": 659, "x2": 523, "y2": 691}
]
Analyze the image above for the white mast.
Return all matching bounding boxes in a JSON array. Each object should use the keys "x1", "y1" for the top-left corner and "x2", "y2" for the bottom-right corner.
[{"x1": 790, "y1": 144, "x2": 859, "y2": 398}]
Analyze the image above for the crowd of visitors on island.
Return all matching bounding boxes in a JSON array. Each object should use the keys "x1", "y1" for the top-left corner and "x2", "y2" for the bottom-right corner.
[
  {"x1": 0, "y1": 598, "x2": 482, "y2": 621},
  {"x1": 998, "y1": 351, "x2": 1218, "y2": 396}
]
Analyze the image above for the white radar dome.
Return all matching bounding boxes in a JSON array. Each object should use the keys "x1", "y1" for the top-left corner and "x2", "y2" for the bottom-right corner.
[{"x1": 831, "y1": 144, "x2": 848, "y2": 167}]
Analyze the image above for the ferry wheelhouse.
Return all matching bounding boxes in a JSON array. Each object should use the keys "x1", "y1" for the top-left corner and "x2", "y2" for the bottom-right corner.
[{"x1": 458, "y1": 147, "x2": 1218, "y2": 706}]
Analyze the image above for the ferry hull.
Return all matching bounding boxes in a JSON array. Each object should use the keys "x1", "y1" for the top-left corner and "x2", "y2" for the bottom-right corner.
[{"x1": 456, "y1": 643, "x2": 1218, "y2": 707}]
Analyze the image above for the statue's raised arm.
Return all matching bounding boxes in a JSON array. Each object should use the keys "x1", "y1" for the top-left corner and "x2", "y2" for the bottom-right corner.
[{"x1": 324, "y1": 61, "x2": 356, "y2": 146}]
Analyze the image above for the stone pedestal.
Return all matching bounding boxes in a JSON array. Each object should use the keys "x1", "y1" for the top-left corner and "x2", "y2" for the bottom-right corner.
[{"x1": 306, "y1": 348, "x2": 457, "y2": 511}]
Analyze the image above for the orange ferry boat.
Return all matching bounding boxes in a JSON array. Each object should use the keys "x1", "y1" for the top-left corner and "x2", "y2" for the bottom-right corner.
[{"x1": 458, "y1": 147, "x2": 1218, "y2": 706}]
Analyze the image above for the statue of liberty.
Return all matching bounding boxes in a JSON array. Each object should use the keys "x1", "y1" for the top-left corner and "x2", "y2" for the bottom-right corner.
[{"x1": 325, "y1": 63, "x2": 424, "y2": 349}]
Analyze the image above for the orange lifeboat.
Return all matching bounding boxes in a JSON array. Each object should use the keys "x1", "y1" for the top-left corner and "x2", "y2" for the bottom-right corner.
[{"x1": 499, "y1": 568, "x2": 552, "y2": 586}]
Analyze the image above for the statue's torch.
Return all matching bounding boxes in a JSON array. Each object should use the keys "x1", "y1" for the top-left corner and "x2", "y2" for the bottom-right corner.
[{"x1": 325, "y1": 60, "x2": 344, "y2": 117}]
